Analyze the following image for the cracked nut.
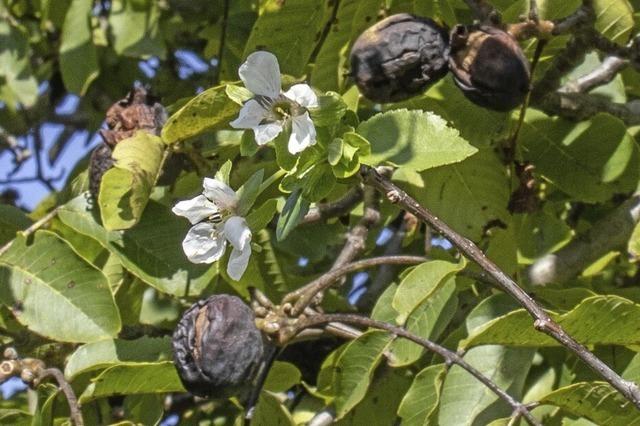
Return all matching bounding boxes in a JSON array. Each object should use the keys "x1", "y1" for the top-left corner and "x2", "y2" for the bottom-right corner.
[
  {"x1": 350, "y1": 13, "x2": 450, "y2": 103},
  {"x1": 449, "y1": 25, "x2": 530, "y2": 111},
  {"x1": 172, "y1": 294, "x2": 266, "y2": 398}
]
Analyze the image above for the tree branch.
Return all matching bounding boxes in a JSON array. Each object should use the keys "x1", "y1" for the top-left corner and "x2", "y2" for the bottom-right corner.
[
  {"x1": 39, "y1": 368, "x2": 84, "y2": 426},
  {"x1": 359, "y1": 165, "x2": 640, "y2": 409},
  {"x1": 294, "y1": 313, "x2": 541, "y2": 426},
  {"x1": 283, "y1": 255, "x2": 426, "y2": 317},
  {"x1": 532, "y1": 90, "x2": 640, "y2": 125},
  {"x1": 528, "y1": 192, "x2": 640, "y2": 285},
  {"x1": 560, "y1": 56, "x2": 628, "y2": 93},
  {"x1": 302, "y1": 186, "x2": 363, "y2": 224}
]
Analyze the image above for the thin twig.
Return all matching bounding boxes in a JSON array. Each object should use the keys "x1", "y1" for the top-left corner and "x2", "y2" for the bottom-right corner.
[
  {"x1": 560, "y1": 56, "x2": 628, "y2": 93},
  {"x1": 213, "y1": 0, "x2": 230, "y2": 84},
  {"x1": 295, "y1": 313, "x2": 541, "y2": 426},
  {"x1": 40, "y1": 368, "x2": 84, "y2": 426},
  {"x1": 551, "y1": 0, "x2": 594, "y2": 35},
  {"x1": 528, "y1": 192, "x2": 640, "y2": 285},
  {"x1": 0, "y1": 207, "x2": 59, "y2": 257},
  {"x1": 330, "y1": 185, "x2": 379, "y2": 269},
  {"x1": 302, "y1": 186, "x2": 363, "y2": 224},
  {"x1": 531, "y1": 33, "x2": 592, "y2": 100},
  {"x1": 360, "y1": 165, "x2": 640, "y2": 409},
  {"x1": 283, "y1": 255, "x2": 426, "y2": 316},
  {"x1": 532, "y1": 91, "x2": 640, "y2": 125}
]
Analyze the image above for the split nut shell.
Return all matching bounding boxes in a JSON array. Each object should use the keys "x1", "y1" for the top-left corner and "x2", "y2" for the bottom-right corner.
[{"x1": 449, "y1": 25, "x2": 531, "y2": 111}]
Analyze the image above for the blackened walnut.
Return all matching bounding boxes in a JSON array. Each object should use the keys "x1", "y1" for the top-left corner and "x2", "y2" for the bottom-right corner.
[
  {"x1": 172, "y1": 295, "x2": 266, "y2": 398},
  {"x1": 350, "y1": 13, "x2": 450, "y2": 103},
  {"x1": 449, "y1": 25, "x2": 530, "y2": 111},
  {"x1": 88, "y1": 86, "x2": 167, "y2": 201},
  {"x1": 88, "y1": 143, "x2": 115, "y2": 200}
]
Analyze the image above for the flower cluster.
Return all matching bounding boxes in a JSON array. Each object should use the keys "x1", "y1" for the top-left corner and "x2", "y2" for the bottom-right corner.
[{"x1": 174, "y1": 51, "x2": 320, "y2": 280}]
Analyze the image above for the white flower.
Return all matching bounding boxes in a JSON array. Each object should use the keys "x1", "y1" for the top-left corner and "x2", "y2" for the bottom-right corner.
[
  {"x1": 230, "y1": 51, "x2": 319, "y2": 155},
  {"x1": 172, "y1": 178, "x2": 252, "y2": 281}
]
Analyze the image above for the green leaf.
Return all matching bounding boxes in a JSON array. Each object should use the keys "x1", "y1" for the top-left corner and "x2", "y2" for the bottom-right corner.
[
  {"x1": 276, "y1": 189, "x2": 309, "y2": 241},
  {"x1": 414, "y1": 0, "x2": 457, "y2": 25},
  {"x1": 98, "y1": 132, "x2": 165, "y2": 230},
  {"x1": 208, "y1": 0, "x2": 259, "y2": 81},
  {"x1": 629, "y1": 221, "x2": 640, "y2": 259},
  {"x1": 108, "y1": 0, "x2": 165, "y2": 58},
  {"x1": 594, "y1": 0, "x2": 635, "y2": 43},
  {"x1": 463, "y1": 295, "x2": 640, "y2": 348},
  {"x1": 387, "y1": 78, "x2": 510, "y2": 147},
  {"x1": 337, "y1": 368, "x2": 412, "y2": 425},
  {"x1": 123, "y1": 394, "x2": 163, "y2": 426},
  {"x1": 0, "y1": 20, "x2": 38, "y2": 107},
  {"x1": 161, "y1": 84, "x2": 241, "y2": 144},
  {"x1": 0, "y1": 231, "x2": 120, "y2": 343},
  {"x1": 394, "y1": 148, "x2": 510, "y2": 241},
  {"x1": 397, "y1": 364, "x2": 446, "y2": 426},
  {"x1": 236, "y1": 169, "x2": 264, "y2": 216},
  {"x1": 225, "y1": 84, "x2": 254, "y2": 105},
  {"x1": 0, "y1": 205, "x2": 31, "y2": 245},
  {"x1": 59, "y1": 0, "x2": 99, "y2": 94},
  {"x1": 438, "y1": 346, "x2": 535, "y2": 426},
  {"x1": 389, "y1": 278, "x2": 458, "y2": 366},
  {"x1": 58, "y1": 196, "x2": 216, "y2": 296},
  {"x1": 358, "y1": 110, "x2": 477, "y2": 171},
  {"x1": 309, "y1": 92, "x2": 347, "y2": 127},
  {"x1": 264, "y1": 362, "x2": 302, "y2": 393},
  {"x1": 79, "y1": 361, "x2": 184, "y2": 403},
  {"x1": 300, "y1": 164, "x2": 336, "y2": 202},
  {"x1": 0, "y1": 409, "x2": 31, "y2": 425},
  {"x1": 540, "y1": 382, "x2": 639, "y2": 425},
  {"x1": 328, "y1": 138, "x2": 344, "y2": 166},
  {"x1": 246, "y1": 199, "x2": 278, "y2": 232},
  {"x1": 243, "y1": 0, "x2": 330, "y2": 76},
  {"x1": 65, "y1": 337, "x2": 172, "y2": 379},
  {"x1": 332, "y1": 330, "x2": 393, "y2": 418},
  {"x1": 520, "y1": 111, "x2": 639, "y2": 203},
  {"x1": 392, "y1": 260, "x2": 464, "y2": 323},
  {"x1": 515, "y1": 211, "x2": 572, "y2": 264},
  {"x1": 310, "y1": 0, "x2": 383, "y2": 91},
  {"x1": 252, "y1": 391, "x2": 295, "y2": 426}
]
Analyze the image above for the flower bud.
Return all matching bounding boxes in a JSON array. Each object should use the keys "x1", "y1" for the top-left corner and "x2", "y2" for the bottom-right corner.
[
  {"x1": 350, "y1": 13, "x2": 450, "y2": 103},
  {"x1": 172, "y1": 295, "x2": 266, "y2": 398},
  {"x1": 449, "y1": 25, "x2": 530, "y2": 111}
]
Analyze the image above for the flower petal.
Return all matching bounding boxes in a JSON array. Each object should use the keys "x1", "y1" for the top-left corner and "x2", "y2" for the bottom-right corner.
[
  {"x1": 182, "y1": 222, "x2": 227, "y2": 264},
  {"x1": 283, "y1": 84, "x2": 318, "y2": 108},
  {"x1": 288, "y1": 112, "x2": 316, "y2": 154},
  {"x1": 172, "y1": 195, "x2": 218, "y2": 224},
  {"x1": 203, "y1": 178, "x2": 238, "y2": 210},
  {"x1": 239, "y1": 51, "x2": 281, "y2": 98},
  {"x1": 224, "y1": 216, "x2": 252, "y2": 251},
  {"x1": 227, "y1": 245, "x2": 252, "y2": 281},
  {"x1": 230, "y1": 99, "x2": 269, "y2": 130},
  {"x1": 254, "y1": 122, "x2": 284, "y2": 145}
]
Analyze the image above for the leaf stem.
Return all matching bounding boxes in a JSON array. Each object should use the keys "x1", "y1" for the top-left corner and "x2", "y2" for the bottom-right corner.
[{"x1": 0, "y1": 207, "x2": 59, "y2": 258}]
